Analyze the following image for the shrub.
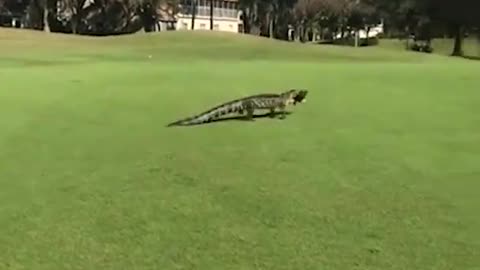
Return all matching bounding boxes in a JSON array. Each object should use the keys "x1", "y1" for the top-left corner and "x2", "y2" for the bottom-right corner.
[{"x1": 406, "y1": 39, "x2": 434, "y2": 53}]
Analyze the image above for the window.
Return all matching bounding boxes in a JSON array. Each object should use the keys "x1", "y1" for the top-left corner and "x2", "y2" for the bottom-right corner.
[
  {"x1": 198, "y1": 5, "x2": 207, "y2": 16},
  {"x1": 200, "y1": 23, "x2": 206, "y2": 29},
  {"x1": 224, "y1": 1, "x2": 236, "y2": 18},
  {"x1": 213, "y1": 0, "x2": 220, "y2": 17},
  {"x1": 182, "y1": 22, "x2": 188, "y2": 29},
  {"x1": 214, "y1": 24, "x2": 219, "y2": 30}
]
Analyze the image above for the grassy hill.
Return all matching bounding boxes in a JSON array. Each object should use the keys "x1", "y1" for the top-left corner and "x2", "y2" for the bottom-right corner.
[
  {"x1": 379, "y1": 37, "x2": 480, "y2": 58},
  {"x1": 0, "y1": 27, "x2": 457, "y2": 64},
  {"x1": 1, "y1": 28, "x2": 480, "y2": 270}
]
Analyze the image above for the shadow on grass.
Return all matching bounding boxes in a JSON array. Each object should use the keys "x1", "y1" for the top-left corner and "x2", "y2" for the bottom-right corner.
[
  {"x1": 167, "y1": 111, "x2": 293, "y2": 127},
  {"x1": 462, "y1": 55, "x2": 480, "y2": 61}
]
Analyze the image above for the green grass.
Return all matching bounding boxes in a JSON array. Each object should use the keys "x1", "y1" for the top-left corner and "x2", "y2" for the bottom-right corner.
[
  {"x1": 1, "y1": 28, "x2": 480, "y2": 269},
  {"x1": 379, "y1": 37, "x2": 480, "y2": 58}
]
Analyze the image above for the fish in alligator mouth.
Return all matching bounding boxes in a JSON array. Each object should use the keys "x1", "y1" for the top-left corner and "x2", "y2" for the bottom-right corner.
[{"x1": 291, "y1": 89, "x2": 308, "y2": 105}]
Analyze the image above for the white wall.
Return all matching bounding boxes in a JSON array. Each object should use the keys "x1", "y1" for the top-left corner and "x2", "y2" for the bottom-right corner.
[{"x1": 176, "y1": 16, "x2": 241, "y2": 33}]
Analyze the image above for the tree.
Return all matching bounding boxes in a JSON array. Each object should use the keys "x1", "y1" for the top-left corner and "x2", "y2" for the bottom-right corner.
[
  {"x1": 424, "y1": 0, "x2": 479, "y2": 56},
  {"x1": 238, "y1": 0, "x2": 261, "y2": 35},
  {"x1": 24, "y1": 0, "x2": 54, "y2": 31},
  {"x1": 190, "y1": 0, "x2": 196, "y2": 29},
  {"x1": 357, "y1": 0, "x2": 379, "y2": 36},
  {"x1": 238, "y1": 0, "x2": 295, "y2": 38},
  {"x1": 58, "y1": 0, "x2": 89, "y2": 34},
  {"x1": 293, "y1": 0, "x2": 330, "y2": 41},
  {"x1": 209, "y1": 0, "x2": 213, "y2": 30}
]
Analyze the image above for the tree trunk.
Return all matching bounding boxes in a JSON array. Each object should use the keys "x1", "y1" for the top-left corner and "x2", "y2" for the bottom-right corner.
[
  {"x1": 477, "y1": 30, "x2": 480, "y2": 57},
  {"x1": 295, "y1": 24, "x2": 301, "y2": 42},
  {"x1": 365, "y1": 27, "x2": 370, "y2": 45},
  {"x1": 240, "y1": 7, "x2": 249, "y2": 33},
  {"x1": 249, "y1": 3, "x2": 261, "y2": 35},
  {"x1": 268, "y1": 14, "x2": 273, "y2": 38},
  {"x1": 303, "y1": 23, "x2": 308, "y2": 42},
  {"x1": 354, "y1": 29, "x2": 359, "y2": 47},
  {"x1": 451, "y1": 23, "x2": 464, "y2": 56},
  {"x1": 43, "y1": 1, "x2": 50, "y2": 32},
  {"x1": 72, "y1": 15, "x2": 78, "y2": 34},
  {"x1": 210, "y1": 0, "x2": 213, "y2": 30},
  {"x1": 190, "y1": 0, "x2": 196, "y2": 30},
  {"x1": 404, "y1": 25, "x2": 410, "y2": 49}
]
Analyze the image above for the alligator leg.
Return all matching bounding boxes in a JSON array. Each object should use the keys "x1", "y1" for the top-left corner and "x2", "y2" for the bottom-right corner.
[{"x1": 243, "y1": 100, "x2": 255, "y2": 121}]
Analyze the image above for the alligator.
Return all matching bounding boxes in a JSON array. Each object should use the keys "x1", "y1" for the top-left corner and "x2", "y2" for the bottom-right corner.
[{"x1": 166, "y1": 89, "x2": 308, "y2": 127}]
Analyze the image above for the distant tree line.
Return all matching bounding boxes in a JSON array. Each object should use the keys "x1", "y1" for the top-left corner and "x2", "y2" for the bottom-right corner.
[
  {"x1": 0, "y1": 0, "x2": 479, "y2": 56},
  {"x1": 0, "y1": 0, "x2": 179, "y2": 35}
]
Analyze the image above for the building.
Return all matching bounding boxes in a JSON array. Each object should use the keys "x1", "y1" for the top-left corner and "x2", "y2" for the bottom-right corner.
[{"x1": 175, "y1": 0, "x2": 243, "y2": 33}]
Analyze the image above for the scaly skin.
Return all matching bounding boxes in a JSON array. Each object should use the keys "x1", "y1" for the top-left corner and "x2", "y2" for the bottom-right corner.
[{"x1": 166, "y1": 89, "x2": 308, "y2": 127}]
